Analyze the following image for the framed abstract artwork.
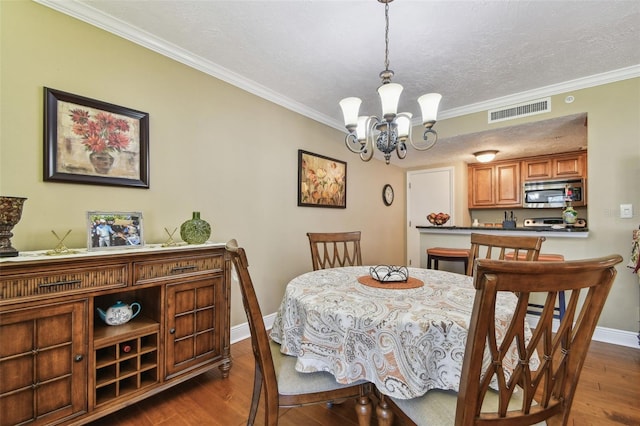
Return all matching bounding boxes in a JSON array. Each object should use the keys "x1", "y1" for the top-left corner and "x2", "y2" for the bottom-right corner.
[
  {"x1": 298, "y1": 150, "x2": 347, "y2": 208},
  {"x1": 44, "y1": 87, "x2": 150, "y2": 188}
]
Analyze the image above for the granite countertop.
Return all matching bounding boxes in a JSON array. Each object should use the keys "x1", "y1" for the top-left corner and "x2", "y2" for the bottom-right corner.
[
  {"x1": 416, "y1": 225, "x2": 588, "y2": 233},
  {"x1": 416, "y1": 225, "x2": 589, "y2": 238}
]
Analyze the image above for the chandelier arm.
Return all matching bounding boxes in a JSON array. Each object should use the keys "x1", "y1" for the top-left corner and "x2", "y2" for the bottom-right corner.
[
  {"x1": 409, "y1": 129, "x2": 438, "y2": 151},
  {"x1": 360, "y1": 150, "x2": 375, "y2": 162},
  {"x1": 345, "y1": 132, "x2": 367, "y2": 154},
  {"x1": 396, "y1": 141, "x2": 407, "y2": 159},
  {"x1": 359, "y1": 117, "x2": 378, "y2": 162}
]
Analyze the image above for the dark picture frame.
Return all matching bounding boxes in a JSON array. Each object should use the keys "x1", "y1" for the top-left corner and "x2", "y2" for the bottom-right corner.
[
  {"x1": 298, "y1": 150, "x2": 347, "y2": 208},
  {"x1": 87, "y1": 211, "x2": 144, "y2": 251},
  {"x1": 44, "y1": 87, "x2": 150, "y2": 188}
]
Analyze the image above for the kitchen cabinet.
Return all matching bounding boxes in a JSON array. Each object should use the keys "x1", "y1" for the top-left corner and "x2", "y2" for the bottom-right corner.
[
  {"x1": 522, "y1": 151, "x2": 586, "y2": 180},
  {"x1": 468, "y1": 160, "x2": 521, "y2": 208},
  {"x1": 0, "y1": 244, "x2": 231, "y2": 426}
]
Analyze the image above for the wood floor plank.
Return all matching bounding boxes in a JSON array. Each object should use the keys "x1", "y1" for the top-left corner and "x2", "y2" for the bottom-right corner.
[{"x1": 90, "y1": 338, "x2": 639, "y2": 425}]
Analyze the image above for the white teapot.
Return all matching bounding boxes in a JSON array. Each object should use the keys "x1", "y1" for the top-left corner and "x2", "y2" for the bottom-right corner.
[{"x1": 97, "y1": 301, "x2": 141, "y2": 326}]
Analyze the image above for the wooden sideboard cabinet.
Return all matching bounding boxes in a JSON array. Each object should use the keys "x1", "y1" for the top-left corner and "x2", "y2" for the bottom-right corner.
[
  {"x1": 468, "y1": 160, "x2": 521, "y2": 208},
  {"x1": 0, "y1": 244, "x2": 231, "y2": 426},
  {"x1": 522, "y1": 150, "x2": 587, "y2": 180}
]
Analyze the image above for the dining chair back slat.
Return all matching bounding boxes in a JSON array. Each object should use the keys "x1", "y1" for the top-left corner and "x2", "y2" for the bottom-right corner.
[
  {"x1": 379, "y1": 254, "x2": 622, "y2": 426},
  {"x1": 225, "y1": 239, "x2": 371, "y2": 426},
  {"x1": 466, "y1": 233, "x2": 545, "y2": 276},
  {"x1": 307, "y1": 231, "x2": 362, "y2": 270}
]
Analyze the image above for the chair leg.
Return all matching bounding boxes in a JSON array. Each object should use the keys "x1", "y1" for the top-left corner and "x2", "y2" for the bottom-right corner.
[
  {"x1": 248, "y1": 362, "x2": 263, "y2": 426},
  {"x1": 354, "y1": 395, "x2": 372, "y2": 426},
  {"x1": 375, "y1": 395, "x2": 394, "y2": 426}
]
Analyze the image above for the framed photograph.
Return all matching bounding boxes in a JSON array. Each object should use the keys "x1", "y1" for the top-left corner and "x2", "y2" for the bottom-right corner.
[
  {"x1": 298, "y1": 150, "x2": 347, "y2": 208},
  {"x1": 87, "y1": 211, "x2": 144, "y2": 251},
  {"x1": 44, "y1": 87, "x2": 150, "y2": 188}
]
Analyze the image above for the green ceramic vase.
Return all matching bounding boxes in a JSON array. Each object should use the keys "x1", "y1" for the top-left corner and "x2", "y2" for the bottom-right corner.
[{"x1": 180, "y1": 211, "x2": 211, "y2": 244}]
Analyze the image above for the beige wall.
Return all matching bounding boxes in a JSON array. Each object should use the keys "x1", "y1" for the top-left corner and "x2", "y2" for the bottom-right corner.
[
  {"x1": 0, "y1": 1, "x2": 406, "y2": 326},
  {"x1": 2, "y1": 1, "x2": 638, "y2": 335},
  {"x1": 415, "y1": 79, "x2": 640, "y2": 333}
]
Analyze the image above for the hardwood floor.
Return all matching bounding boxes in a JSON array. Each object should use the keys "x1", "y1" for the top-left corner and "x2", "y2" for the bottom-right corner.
[{"x1": 91, "y1": 338, "x2": 640, "y2": 426}]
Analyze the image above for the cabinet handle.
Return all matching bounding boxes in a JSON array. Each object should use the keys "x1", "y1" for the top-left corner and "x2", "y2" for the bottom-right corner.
[
  {"x1": 169, "y1": 328, "x2": 176, "y2": 334},
  {"x1": 38, "y1": 279, "x2": 82, "y2": 288},
  {"x1": 74, "y1": 354, "x2": 84, "y2": 362},
  {"x1": 170, "y1": 265, "x2": 197, "y2": 274}
]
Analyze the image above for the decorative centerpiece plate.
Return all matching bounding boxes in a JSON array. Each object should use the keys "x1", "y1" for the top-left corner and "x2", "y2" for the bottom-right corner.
[
  {"x1": 369, "y1": 265, "x2": 409, "y2": 282},
  {"x1": 357, "y1": 265, "x2": 424, "y2": 289}
]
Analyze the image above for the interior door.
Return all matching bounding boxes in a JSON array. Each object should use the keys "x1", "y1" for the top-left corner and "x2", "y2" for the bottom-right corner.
[{"x1": 406, "y1": 167, "x2": 454, "y2": 267}]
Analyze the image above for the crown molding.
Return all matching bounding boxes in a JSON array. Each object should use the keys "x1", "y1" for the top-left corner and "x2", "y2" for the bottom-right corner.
[
  {"x1": 438, "y1": 65, "x2": 640, "y2": 121},
  {"x1": 35, "y1": 0, "x2": 640, "y2": 131},
  {"x1": 33, "y1": 0, "x2": 339, "y2": 129}
]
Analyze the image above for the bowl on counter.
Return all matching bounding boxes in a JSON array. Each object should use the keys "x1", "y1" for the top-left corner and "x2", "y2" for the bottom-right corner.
[{"x1": 427, "y1": 213, "x2": 450, "y2": 226}]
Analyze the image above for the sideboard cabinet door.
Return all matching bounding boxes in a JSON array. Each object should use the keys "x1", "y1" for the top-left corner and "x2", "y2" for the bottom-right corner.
[
  {"x1": 0, "y1": 300, "x2": 87, "y2": 426},
  {"x1": 165, "y1": 276, "x2": 224, "y2": 379}
]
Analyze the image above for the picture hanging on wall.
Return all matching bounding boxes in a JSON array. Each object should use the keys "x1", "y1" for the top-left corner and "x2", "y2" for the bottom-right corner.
[
  {"x1": 297, "y1": 150, "x2": 347, "y2": 208},
  {"x1": 44, "y1": 87, "x2": 150, "y2": 188},
  {"x1": 87, "y1": 211, "x2": 143, "y2": 251}
]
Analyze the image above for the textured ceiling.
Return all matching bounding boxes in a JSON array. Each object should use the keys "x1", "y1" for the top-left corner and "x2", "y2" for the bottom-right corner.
[{"x1": 37, "y1": 0, "x2": 640, "y2": 167}]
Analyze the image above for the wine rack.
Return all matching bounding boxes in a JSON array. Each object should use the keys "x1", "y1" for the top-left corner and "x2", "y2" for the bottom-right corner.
[{"x1": 94, "y1": 317, "x2": 160, "y2": 406}]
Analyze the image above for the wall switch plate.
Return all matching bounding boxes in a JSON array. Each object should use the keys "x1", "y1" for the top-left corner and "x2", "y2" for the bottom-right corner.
[{"x1": 620, "y1": 204, "x2": 633, "y2": 218}]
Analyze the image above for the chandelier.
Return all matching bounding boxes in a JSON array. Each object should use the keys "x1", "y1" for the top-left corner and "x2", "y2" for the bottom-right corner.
[{"x1": 339, "y1": 0, "x2": 442, "y2": 165}]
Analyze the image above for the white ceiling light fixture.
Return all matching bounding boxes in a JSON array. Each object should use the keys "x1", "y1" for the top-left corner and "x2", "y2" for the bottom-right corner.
[
  {"x1": 474, "y1": 150, "x2": 499, "y2": 163},
  {"x1": 339, "y1": 0, "x2": 442, "y2": 165}
]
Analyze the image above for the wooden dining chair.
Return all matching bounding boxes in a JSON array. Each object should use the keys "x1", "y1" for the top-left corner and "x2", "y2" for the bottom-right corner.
[
  {"x1": 225, "y1": 239, "x2": 372, "y2": 426},
  {"x1": 466, "y1": 233, "x2": 546, "y2": 276},
  {"x1": 376, "y1": 254, "x2": 622, "y2": 426},
  {"x1": 306, "y1": 231, "x2": 363, "y2": 270}
]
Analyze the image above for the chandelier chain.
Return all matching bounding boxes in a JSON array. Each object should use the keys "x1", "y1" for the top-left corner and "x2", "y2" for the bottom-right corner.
[{"x1": 384, "y1": 1, "x2": 390, "y2": 72}]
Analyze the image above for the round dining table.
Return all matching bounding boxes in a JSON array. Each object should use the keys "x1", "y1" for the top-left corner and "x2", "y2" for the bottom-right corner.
[{"x1": 270, "y1": 266, "x2": 537, "y2": 400}]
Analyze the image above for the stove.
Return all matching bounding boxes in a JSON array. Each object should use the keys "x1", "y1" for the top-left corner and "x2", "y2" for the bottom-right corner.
[{"x1": 523, "y1": 217, "x2": 587, "y2": 229}]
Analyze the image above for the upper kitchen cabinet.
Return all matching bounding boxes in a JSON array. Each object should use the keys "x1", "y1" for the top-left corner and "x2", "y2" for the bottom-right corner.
[
  {"x1": 468, "y1": 161, "x2": 521, "y2": 208},
  {"x1": 522, "y1": 151, "x2": 587, "y2": 180}
]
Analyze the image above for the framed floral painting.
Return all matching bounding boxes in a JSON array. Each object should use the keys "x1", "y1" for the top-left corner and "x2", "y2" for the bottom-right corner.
[
  {"x1": 298, "y1": 150, "x2": 347, "y2": 208},
  {"x1": 44, "y1": 87, "x2": 150, "y2": 188}
]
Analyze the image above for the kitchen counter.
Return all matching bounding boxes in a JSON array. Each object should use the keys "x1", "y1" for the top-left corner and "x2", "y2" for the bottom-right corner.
[{"x1": 416, "y1": 225, "x2": 589, "y2": 238}]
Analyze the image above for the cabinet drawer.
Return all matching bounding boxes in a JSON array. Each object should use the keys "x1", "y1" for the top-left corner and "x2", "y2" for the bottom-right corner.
[
  {"x1": 0, "y1": 264, "x2": 128, "y2": 301},
  {"x1": 134, "y1": 254, "x2": 223, "y2": 284}
]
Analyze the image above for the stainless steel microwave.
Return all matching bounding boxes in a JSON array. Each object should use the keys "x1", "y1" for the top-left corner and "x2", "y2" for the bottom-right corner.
[{"x1": 522, "y1": 178, "x2": 586, "y2": 208}]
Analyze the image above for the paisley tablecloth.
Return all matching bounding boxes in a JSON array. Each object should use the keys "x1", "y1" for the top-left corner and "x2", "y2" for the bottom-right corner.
[{"x1": 270, "y1": 266, "x2": 537, "y2": 399}]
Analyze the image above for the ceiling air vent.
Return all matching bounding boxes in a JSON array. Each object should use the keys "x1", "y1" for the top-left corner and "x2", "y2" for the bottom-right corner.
[{"x1": 488, "y1": 97, "x2": 551, "y2": 123}]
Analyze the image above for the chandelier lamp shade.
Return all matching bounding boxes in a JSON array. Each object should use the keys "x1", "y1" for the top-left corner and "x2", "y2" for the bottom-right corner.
[{"x1": 339, "y1": 0, "x2": 442, "y2": 165}]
